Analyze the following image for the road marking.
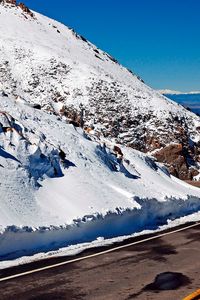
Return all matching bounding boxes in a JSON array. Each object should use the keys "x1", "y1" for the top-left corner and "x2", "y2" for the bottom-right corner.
[
  {"x1": 0, "y1": 222, "x2": 200, "y2": 283},
  {"x1": 183, "y1": 289, "x2": 200, "y2": 300}
]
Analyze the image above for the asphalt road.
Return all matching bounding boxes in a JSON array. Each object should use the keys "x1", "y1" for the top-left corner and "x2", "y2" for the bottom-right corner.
[{"x1": 0, "y1": 222, "x2": 200, "y2": 300}]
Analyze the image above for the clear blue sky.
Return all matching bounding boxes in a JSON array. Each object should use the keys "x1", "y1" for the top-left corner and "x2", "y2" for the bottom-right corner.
[{"x1": 23, "y1": 0, "x2": 200, "y2": 92}]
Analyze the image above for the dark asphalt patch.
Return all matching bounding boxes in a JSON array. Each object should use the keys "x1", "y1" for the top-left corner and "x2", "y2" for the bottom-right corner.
[
  {"x1": 144, "y1": 272, "x2": 191, "y2": 291},
  {"x1": 127, "y1": 272, "x2": 191, "y2": 299}
]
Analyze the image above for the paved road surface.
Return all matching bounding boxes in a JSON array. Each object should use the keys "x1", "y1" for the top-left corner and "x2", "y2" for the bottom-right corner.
[{"x1": 0, "y1": 223, "x2": 200, "y2": 300}]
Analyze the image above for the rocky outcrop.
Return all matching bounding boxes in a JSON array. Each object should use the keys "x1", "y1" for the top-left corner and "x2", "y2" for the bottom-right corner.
[
  {"x1": 18, "y1": 2, "x2": 34, "y2": 17},
  {"x1": 153, "y1": 143, "x2": 199, "y2": 180},
  {"x1": 54, "y1": 98, "x2": 200, "y2": 181},
  {"x1": 3, "y1": 0, "x2": 16, "y2": 5},
  {"x1": 0, "y1": 0, "x2": 34, "y2": 17}
]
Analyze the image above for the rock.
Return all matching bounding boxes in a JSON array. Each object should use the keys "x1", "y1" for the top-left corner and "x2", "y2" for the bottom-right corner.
[
  {"x1": 4, "y1": 0, "x2": 16, "y2": 5},
  {"x1": 18, "y1": 2, "x2": 34, "y2": 17},
  {"x1": 153, "y1": 143, "x2": 199, "y2": 180},
  {"x1": 0, "y1": 1, "x2": 34, "y2": 17},
  {"x1": 154, "y1": 143, "x2": 183, "y2": 164},
  {"x1": 32, "y1": 104, "x2": 41, "y2": 110},
  {"x1": 113, "y1": 145, "x2": 123, "y2": 158}
]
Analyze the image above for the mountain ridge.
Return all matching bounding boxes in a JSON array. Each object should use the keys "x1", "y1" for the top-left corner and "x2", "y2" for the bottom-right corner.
[{"x1": 158, "y1": 89, "x2": 200, "y2": 95}]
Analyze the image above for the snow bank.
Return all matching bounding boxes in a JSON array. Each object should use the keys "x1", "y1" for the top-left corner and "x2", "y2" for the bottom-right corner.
[{"x1": 1, "y1": 195, "x2": 200, "y2": 260}]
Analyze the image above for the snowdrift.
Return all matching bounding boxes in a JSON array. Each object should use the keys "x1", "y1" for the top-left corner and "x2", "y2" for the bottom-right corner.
[{"x1": 1, "y1": 195, "x2": 200, "y2": 260}]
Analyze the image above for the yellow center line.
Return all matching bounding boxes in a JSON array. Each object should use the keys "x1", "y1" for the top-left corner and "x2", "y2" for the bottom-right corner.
[{"x1": 183, "y1": 289, "x2": 200, "y2": 300}]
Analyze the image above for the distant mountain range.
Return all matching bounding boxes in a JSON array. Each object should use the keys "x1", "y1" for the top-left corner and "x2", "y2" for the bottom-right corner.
[
  {"x1": 164, "y1": 93, "x2": 200, "y2": 117},
  {"x1": 158, "y1": 89, "x2": 200, "y2": 95}
]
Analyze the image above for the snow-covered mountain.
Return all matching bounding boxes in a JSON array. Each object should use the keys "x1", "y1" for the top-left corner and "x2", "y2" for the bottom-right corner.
[
  {"x1": 158, "y1": 89, "x2": 200, "y2": 95},
  {"x1": 1, "y1": 0, "x2": 200, "y2": 181},
  {"x1": 1, "y1": 91, "x2": 200, "y2": 259},
  {"x1": 158, "y1": 89, "x2": 183, "y2": 95},
  {"x1": 0, "y1": 1, "x2": 200, "y2": 259}
]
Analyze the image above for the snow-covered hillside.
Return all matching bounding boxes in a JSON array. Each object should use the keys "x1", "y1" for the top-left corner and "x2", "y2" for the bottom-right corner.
[
  {"x1": 0, "y1": 1, "x2": 200, "y2": 180},
  {"x1": 0, "y1": 93, "x2": 200, "y2": 258},
  {"x1": 0, "y1": 1, "x2": 200, "y2": 259}
]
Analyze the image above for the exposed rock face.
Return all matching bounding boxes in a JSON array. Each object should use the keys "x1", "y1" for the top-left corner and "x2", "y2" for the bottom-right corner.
[
  {"x1": 82, "y1": 84, "x2": 200, "y2": 180},
  {"x1": 154, "y1": 143, "x2": 199, "y2": 180},
  {"x1": 1, "y1": 0, "x2": 16, "y2": 5},
  {"x1": 154, "y1": 144, "x2": 187, "y2": 179},
  {"x1": 8, "y1": 0, "x2": 16, "y2": 4},
  {"x1": 63, "y1": 96, "x2": 199, "y2": 180},
  {"x1": 0, "y1": 0, "x2": 34, "y2": 17},
  {"x1": 18, "y1": 2, "x2": 34, "y2": 17}
]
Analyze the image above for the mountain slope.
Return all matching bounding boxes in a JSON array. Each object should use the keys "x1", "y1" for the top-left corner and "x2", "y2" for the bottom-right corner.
[
  {"x1": 0, "y1": 92, "x2": 200, "y2": 258},
  {"x1": 0, "y1": 1, "x2": 200, "y2": 259},
  {"x1": 0, "y1": 1, "x2": 200, "y2": 180},
  {"x1": 1, "y1": 92, "x2": 200, "y2": 228}
]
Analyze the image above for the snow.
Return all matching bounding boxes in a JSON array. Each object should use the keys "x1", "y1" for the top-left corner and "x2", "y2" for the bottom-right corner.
[
  {"x1": 0, "y1": 3, "x2": 199, "y2": 262},
  {"x1": 158, "y1": 89, "x2": 200, "y2": 95},
  {"x1": 0, "y1": 210, "x2": 200, "y2": 270},
  {"x1": 0, "y1": 94, "x2": 200, "y2": 260},
  {"x1": 158, "y1": 89, "x2": 183, "y2": 95}
]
